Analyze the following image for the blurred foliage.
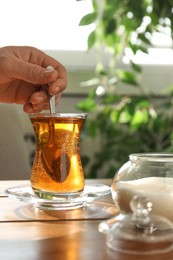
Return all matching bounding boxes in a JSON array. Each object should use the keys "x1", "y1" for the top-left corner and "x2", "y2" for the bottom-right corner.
[{"x1": 76, "y1": 0, "x2": 173, "y2": 178}]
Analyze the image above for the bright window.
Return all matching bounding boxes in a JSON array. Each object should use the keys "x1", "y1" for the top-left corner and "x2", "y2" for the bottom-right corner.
[
  {"x1": 0, "y1": 0, "x2": 93, "y2": 50},
  {"x1": 1, "y1": 0, "x2": 173, "y2": 66}
]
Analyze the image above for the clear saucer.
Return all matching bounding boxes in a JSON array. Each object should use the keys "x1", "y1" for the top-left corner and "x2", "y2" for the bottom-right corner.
[{"x1": 5, "y1": 182, "x2": 111, "y2": 210}]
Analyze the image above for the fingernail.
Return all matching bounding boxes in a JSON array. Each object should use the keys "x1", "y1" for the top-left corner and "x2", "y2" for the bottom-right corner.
[
  {"x1": 55, "y1": 86, "x2": 61, "y2": 93},
  {"x1": 44, "y1": 69, "x2": 53, "y2": 74},
  {"x1": 47, "y1": 65, "x2": 54, "y2": 70},
  {"x1": 45, "y1": 66, "x2": 54, "y2": 73},
  {"x1": 49, "y1": 86, "x2": 61, "y2": 96}
]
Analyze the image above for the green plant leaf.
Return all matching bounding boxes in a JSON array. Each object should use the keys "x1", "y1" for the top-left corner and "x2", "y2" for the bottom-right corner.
[
  {"x1": 117, "y1": 70, "x2": 139, "y2": 86},
  {"x1": 137, "y1": 45, "x2": 148, "y2": 54},
  {"x1": 95, "y1": 62, "x2": 108, "y2": 75},
  {"x1": 131, "y1": 109, "x2": 149, "y2": 129},
  {"x1": 149, "y1": 12, "x2": 159, "y2": 26},
  {"x1": 130, "y1": 61, "x2": 142, "y2": 73},
  {"x1": 119, "y1": 110, "x2": 132, "y2": 123},
  {"x1": 80, "y1": 78, "x2": 100, "y2": 87},
  {"x1": 129, "y1": 43, "x2": 148, "y2": 55},
  {"x1": 104, "y1": 18, "x2": 117, "y2": 34},
  {"x1": 76, "y1": 98, "x2": 97, "y2": 112},
  {"x1": 105, "y1": 34, "x2": 123, "y2": 55},
  {"x1": 88, "y1": 30, "x2": 96, "y2": 49},
  {"x1": 88, "y1": 120, "x2": 98, "y2": 137},
  {"x1": 103, "y1": 95, "x2": 121, "y2": 104},
  {"x1": 110, "y1": 110, "x2": 120, "y2": 124},
  {"x1": 138, "y1": 33, "x2": 151, "y2": 45},
  {"x1": 79, "y1": 12, "x2": 97, "y2": 26}
]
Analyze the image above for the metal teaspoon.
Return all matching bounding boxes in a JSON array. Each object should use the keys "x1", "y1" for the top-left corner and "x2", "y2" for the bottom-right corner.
[{"x1": 43, "y1": 65, "x2": 56, "y2": 114}]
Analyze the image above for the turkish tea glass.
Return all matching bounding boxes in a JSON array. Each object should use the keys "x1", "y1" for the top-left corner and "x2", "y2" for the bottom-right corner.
[{"x1": 29, "y1": 113, "x2": 87, "y2": 200}]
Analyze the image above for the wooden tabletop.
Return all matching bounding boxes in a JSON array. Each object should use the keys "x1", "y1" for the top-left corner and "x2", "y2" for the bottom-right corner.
[{"x1": 0, "y1": 179, "x2": 173, "y2": 260}]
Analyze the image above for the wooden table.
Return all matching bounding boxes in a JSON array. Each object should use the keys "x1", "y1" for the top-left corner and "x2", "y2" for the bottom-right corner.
[{"x1": 0, "y1": 179, "x2": 173, "y2": 260}]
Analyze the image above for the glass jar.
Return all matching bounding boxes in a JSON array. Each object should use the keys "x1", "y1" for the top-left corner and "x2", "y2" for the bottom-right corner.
[
  {"x1": 99, "y1": 153, "x2": 173, "y2": 255},
  {"x1": 111, "y1": 153, "x2": 173, "y2": 222}
]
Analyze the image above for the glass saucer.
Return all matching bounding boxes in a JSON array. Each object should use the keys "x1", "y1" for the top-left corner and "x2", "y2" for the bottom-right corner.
[{"x1": 5, "y1": 182, "x2": 111, "y2": 210}]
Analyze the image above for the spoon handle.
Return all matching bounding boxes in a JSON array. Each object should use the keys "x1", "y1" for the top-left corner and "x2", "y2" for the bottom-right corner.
[
  {"x1": 49, "y1": 95, "x2": 56, "y2": 114},
  {"x1": 43, "y1": 66, "x2": 56, "y2": 114}
]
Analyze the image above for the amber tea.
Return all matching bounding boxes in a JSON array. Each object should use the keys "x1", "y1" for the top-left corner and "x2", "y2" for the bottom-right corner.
[{"x1": 29, "y1": 113, "x2": 87, "y2": 199}]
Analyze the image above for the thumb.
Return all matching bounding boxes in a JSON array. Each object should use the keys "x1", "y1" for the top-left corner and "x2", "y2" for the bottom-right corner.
[{"x1": 10, "y1": 59, "x2": 58, "y2": 84}]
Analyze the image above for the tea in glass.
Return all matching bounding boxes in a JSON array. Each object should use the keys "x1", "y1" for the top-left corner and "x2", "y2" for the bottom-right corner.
[{"x1": 29, "y1": 113, "x2": 87, "y2": 199}]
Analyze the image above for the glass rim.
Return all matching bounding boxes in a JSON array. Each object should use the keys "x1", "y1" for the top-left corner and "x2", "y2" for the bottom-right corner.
[
  {"x1": 130, "y1": 153, "x2": 173, "y2": 162},
  {"x1": 28, "y1": 112, "x2": 88, "y2": 119}
]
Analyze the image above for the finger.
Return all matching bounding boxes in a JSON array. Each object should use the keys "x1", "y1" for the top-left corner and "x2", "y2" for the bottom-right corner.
[
  {"x1": 24, "y1": 92, "x2": 61, "y2": 113},
  {"x1": 9, "y1": 58, "x2": 59, "y2": 85},
  {"x1": 23, "y1": 102, "x2": 50, "y2": 113},
  {"x1": 48, "y1": 63, "x2": 67, "y2": 95},
  {"x1": 29, "y1": 90, "x2": 49, "y2": 105},
  {"x1": 55, "y1": 62, "x2": 68, "y2": 88},
  {"x1": 48, "y1": 78, "x2": 67, "y2": 95},
  {"x1": 23, "y1": 103, "x2": 35, "y2": 113},
  {"x1": 32, "y1": 103, "x2": 50, "y2": 111}
]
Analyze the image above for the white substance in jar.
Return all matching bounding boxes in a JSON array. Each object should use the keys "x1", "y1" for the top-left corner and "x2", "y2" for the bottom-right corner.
[{"x1": 112, "y1": 177, "x2": 173, "y2": 222}]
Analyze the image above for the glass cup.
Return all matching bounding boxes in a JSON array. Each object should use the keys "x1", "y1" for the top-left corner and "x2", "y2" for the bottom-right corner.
[{"x1": 29, "y1": 113, "x2": 87, "y2": 200}]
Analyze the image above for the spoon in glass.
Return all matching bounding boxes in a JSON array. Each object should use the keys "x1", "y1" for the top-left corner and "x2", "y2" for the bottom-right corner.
[{"x1": 42, "y1": 65, "x2": 56, "y2": 114}]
